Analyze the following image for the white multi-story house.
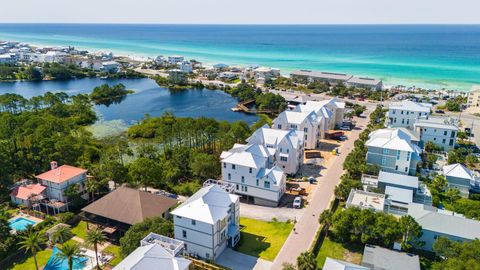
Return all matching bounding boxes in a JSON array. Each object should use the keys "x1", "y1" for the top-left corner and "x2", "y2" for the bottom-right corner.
[
  {"x1": 179, "y1": 61, "x2": 193, "y2": 73},
  {"x1": 253, "y1": 66, "x2": 280, "y2": 81},
  {"x1": 365, "y1": 128, "x2": 422, "y2": 176},
  {"x1": 273, "y1": 110, "x2": 321, "y2": 149},
  {"x1": 387, "y1": 100, "x2": 432, "y2": 129},
  {"x1": 413, "y1": 117, "x2": 458, "y2": 150},
  {"x1": 35, "y1": 161, "x2": 88, "y2": 203},
  {"x1": 101, "y1": 61, "x2": 121, "y2": 73},
  {"x1": 467, "y1": 85, "x2": 480, "y2": 108},
  {"x1": 171, "y1": 184, "x2": 240, "y2": 262},
  {"x1": 221, "y1": 144, "x2": 286, "y2": 206},
  {"x1": 295, "y1": 98, "x2": 345, "y2": 130},
  {"x1": 168, "y1": 55, "x2": 184, "y2": 65},
  {"x1": 247, "y1": 125, "x2": 304, "y2": 175}
]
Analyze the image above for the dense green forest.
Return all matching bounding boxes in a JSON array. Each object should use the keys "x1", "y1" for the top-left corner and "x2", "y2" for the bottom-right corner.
[{"x1": 90, "y1": 83, "x2": 134, "y2": 106}]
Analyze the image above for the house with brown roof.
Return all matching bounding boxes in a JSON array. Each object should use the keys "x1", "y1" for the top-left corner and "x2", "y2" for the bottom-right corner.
[{"x1": 81, "y1": 186, "x2": 177, "y2": 239}]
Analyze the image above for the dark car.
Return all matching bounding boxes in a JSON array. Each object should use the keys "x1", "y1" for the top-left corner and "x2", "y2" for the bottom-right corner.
[{"x1": 435, "y1": 110, "x2": 445, "y2": 114}]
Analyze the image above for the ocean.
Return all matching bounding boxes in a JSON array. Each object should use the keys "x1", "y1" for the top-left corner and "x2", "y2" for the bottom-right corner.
[{"x1": 0, "y1": 24, "x2": 479, "y2": 91}]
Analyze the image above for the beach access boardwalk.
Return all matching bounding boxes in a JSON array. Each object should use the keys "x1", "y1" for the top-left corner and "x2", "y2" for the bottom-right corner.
[{"x1": 270, "y1": 110, "x2": 371, "y2": 269}]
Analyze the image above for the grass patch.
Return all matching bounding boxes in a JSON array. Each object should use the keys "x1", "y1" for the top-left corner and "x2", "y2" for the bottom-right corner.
[
  {"x1": 71, "y1": 220, "x2": 88, "y2": 240},
  {"x1": 10, "y1": 248, "x2": 52, "y2": 270},
  {"x1": 104, "y1": 244, "x2": 122, "y2": 266},
  {"x1": 316, "y1": 237, "x2": 363, "y2": 267},
  {"x1": 234, "y1": 217, "x2": 293, "y2": 261}
]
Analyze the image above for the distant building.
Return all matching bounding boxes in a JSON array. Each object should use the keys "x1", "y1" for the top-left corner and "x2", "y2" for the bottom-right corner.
[
  {"x1": 168, "y1": 55, "x2": 184, "y2": 65},
  {"x1": 101, "y1": 61, "x2": 121, "y2": 73},
  {"x1": 179, "y1": 61, "x2": 193, "y2": 73},
  {"x1": 0, "y1": 53, "x2": 18, "y2": 64},
  {"x1": 171, "y1": 184, "x2": 240, "y2": 262},
  {"x1": 346, "y1": 76, "x2": 383, "y2": 91},
  {"x1": 467, "y1": 85, "x2": 480, "y2": 107},
  {"x1": 290, "y1": 70, "x2": 353, "y2": 85},
  {"x1": 246, "y1": 125, "x2": 304, "y2": 175},
  {"x1": 361, "y1": 245, "x2": 420, "y2": 270},
  {"x1": 387, "y1": 100, "x2": 432, "y2": 129},
  {"x1": 365, "y1": 128, "x2": 422, "y2": 176},
  {"x1": 442, "y1": 163, "x2": 475, "y2": 196},
  {"x1": 273, "y1": 110, "x2": 322, "y2": 149},
  {"x1": 154, "y1": 55, "x2": 166, "y2": 65},
  {"x1": 413, "y1": 117, "x2": 458, "y2": 150},
  {"x1": 221, "y1": 143, "x2": 286, "y2": 206},
  {"x1": 253, "y1": 66, "x2": 280, "y2": 81}
]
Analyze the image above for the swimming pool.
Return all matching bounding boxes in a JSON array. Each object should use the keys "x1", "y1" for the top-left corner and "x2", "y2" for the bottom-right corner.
[
  {"x1": 44, "y1": 246, "x2": 88, "y2": 270},
  {"x1": 9, "y1": 217, "x2": 37, "y2": 231}
]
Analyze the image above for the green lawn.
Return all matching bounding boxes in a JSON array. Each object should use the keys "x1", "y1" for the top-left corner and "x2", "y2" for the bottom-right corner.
[
  {"x1": 316, "y1": 237, "x2": 363, "y2": 268},
  {"x1": 71, "y1": 220, "x2": 88, "y2": 239},
  {"x1": 10, "y1": 248, "x2": 53, "y2": 270},
  {"x1": 104, "y1": 244, "x2": 122, "y2": 266},
  {"x1": 234, "y1": 217, "x2": 293, "y2": 261}
]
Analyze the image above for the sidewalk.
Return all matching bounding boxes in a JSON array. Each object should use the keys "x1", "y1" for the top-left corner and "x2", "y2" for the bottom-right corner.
[{"x1": 270, "y1": 113, "x2": 370, "y2": 269}]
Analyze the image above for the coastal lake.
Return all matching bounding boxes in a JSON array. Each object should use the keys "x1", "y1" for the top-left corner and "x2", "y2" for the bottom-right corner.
[{"x1": 0, "y1": 78, "x2": 258, "y2": 136}]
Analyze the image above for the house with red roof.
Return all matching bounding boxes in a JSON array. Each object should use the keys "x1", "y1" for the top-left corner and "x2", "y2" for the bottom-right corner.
[
  {"x1": 10, "y1": 183, "x2": 46, "y2": 207},
  {"x1": 35, "y1": 161, "x2": 88, "y2": 204}
]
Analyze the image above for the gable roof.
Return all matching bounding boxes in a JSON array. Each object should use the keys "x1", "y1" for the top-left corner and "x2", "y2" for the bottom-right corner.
[
  {"x1": 366, "y1": 128, "x2": 421, "y2": 153},
  {"x1": 276, "y1": 110, "x2": 320, "y2": 125},
  {"x1": 362, "y1": 245, "x2": 420, "y2": 270},
  {"x1": 36, "y1": 165, "x2": 87, "y2": 184},
  {"x1": 323, "y1": 257, "x2": 370, "y2": 270},
  {"x1": 247, "y1": 126, "x2": 304, "y2": 150},
  {"x1": 220, "y1": 143, "x2": 271, "y2": 168},
  {"x1": 10, "y1": 184, "x2": 46, "y2": 200},
  {"x1": 388, "y1": 100, "x2": 432, "y2": 113},
  {"x1": 257, "y1": 166, "x2": 285, "y2": 186},
  {"x1": 378, "y1": 171, "x2": 419, "y2": 189},
  {"x1": 442, "y1": 163, "x2": 474, "y2": 180},
  {"x1": 171, "y1": 185, "x2": 238, "y2": 224},
  {"x1": 82, "y1": 186, "x2": 177, "y2": 225},
  {"x1": 113, "y1": 243, "x2": 191, "y2": 270}
]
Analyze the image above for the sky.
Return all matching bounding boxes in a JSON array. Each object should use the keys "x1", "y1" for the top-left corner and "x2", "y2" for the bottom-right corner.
[{"x1": 1, "y1": 0, "x2": 480, "y2": 24}]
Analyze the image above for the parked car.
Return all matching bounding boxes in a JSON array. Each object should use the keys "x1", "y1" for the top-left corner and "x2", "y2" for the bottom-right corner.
[
  {"x1": 293, "y1": 197, "x2": 302, "y2": 208},
  {"x1": 435, "y1": 110, "x2": 445, "y2": 114},
  {"x1": 339, "y1": 126, "x2": 351, "y2": 131},
  {"x1": 338, "y1": 135, "x2": 348, "y2": 141}
]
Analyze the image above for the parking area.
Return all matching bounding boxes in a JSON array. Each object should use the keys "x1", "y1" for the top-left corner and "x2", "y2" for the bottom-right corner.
[{"x1": 216, "y1": 248, "x2": 272, "y2": 270}]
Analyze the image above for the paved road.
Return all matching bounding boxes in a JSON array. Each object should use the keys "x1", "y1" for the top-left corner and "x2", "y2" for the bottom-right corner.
[{"x1": 270, "y1": 112, "x2": 370, "y2": 269}]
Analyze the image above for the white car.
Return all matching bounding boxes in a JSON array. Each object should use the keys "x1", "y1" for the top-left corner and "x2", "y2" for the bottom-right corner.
[
  {"x1": 293, "y1": 197, "x2": 302, "y2": 208},
  {"x1": 339, "y1": 126, "x2": 351, "y2": 131}
]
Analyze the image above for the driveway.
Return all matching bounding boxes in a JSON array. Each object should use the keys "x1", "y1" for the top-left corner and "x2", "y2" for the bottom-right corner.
[
  {"x1": 240, "y1": 202, "x2": 305, "y2": 222},
  {"x1": 216, "y1": 248, "x2": 272, "y2": 270},
  {"x1": 270, "y1": 113, "x2": 371, "y2": 269}
]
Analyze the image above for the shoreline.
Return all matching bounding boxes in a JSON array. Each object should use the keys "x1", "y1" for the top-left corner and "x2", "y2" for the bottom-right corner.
[{"x1": 0, "y1": 33, "x2": 478, "y2": 92}]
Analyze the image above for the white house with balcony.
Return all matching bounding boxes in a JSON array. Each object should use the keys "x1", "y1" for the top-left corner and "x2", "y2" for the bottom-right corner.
[
  {"x1": 273, "y1": 110, "x2": 322, "y2": 149},
  {"x1": 387, "y1": 100, "x2": 432, "y2": 129},
  {"x1": 246, "y1": 125, "x2": 304, "y2": 175},
  {"x1": 221, "y1": 144, "x2": 286, "y2": 206},
  {"x1": 171, "y1": 184, "x2": 240, "y2": 262},
  {"x1": 413, "y1": 117, "x2": 458, "y2": 150},
  {"x1": 366, "y1": 128, "x2": 422, "y2": 176},
  {"x1": 294, "y1": 97, "x2": 345, "y2": 130}
]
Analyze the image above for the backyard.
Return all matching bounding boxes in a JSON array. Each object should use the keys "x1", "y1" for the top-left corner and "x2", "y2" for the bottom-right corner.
[
  {"x1": 234, "y1": 217, "x2": 293, "y2": 261},
  {"x1": 316, "y1": 237, "x2": 363, "y2": 267},
  {"x1": 9, "y1": 248, "x2": 53, "y2": 270}
]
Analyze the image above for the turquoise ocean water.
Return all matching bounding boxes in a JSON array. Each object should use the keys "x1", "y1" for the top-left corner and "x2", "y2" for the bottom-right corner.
[{"x1": 0, "y1": 24, "x2": 479, "y2": 91}]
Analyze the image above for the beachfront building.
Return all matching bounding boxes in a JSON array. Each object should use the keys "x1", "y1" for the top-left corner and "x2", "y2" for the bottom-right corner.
[
  {"x1": 413, "y1": 117, "x2": 458, "y2": 150},
  {"x1": 168, "y1": 55, "x2": 184, "y2": 65},
  {"x1": 407, "y1": 203, "x2": 480, "y2": 251},
  {"x1": 387, "y1": 100, "x2": 432, "y2": 129},
  {"x1": 346, "y1": 76, "x2": 383, "y2": 91},
  {"x1": 295, "y1": 98, "x2": 346, "y2": 130},
  {"x1": 253, "y1": 66, "x2": 280, "y2": 81},
  {"x1": 290, "y1": 70, "x2": 353, "y2": 85},
  {"x1": 442, "y1": 163, "x2": 475, "y2": 196},
  {"x1": 220, "y1": 144, "x2": 286, "y2": 206},
  {"x1": 273, "y1": 110, "x2": 321, "y2": 149},
  {"x1": 365, "y1": 128, "x2": 422, "y2": 176},
  {"x1": 35, "y1": 162, "x2": 88, "y2": 203},
  {"x1": 101, "y1": 61, "x2": 121, "y2": 73},
  {"x1": 0, "y1": 53, "x2": 17, "y2": 64},
  {"x1": 246, "y1": 125, "x2": 304, "y2": 175},
  {"x1": 467, "y1": 85, "x2": 480, "y2": 107},
  {"x1": 114, "y1": 233, "x2": 191, "y2": 270},
  {"x1": 179, "y1": 61, "x2": 193, "y2": 73},
  {"x1": 171, "y1": 184, "x2": 240, "y2": 262},
  {"x1": 10, "y1": 183, "x2": 47, "y2": 208},
  {"x1": 361, "y1": 245, "x2": 421, "y2": 270}
]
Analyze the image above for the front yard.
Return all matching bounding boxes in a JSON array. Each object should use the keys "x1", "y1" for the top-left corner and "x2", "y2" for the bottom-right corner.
[
  {"x1": 315, "y1": 237, "x2": 363, "y2": 267},
  {"x1": 234, "y1": 217, "x2": 293, "y2": 261}
]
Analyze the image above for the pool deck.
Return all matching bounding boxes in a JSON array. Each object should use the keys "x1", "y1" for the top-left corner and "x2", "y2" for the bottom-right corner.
[{"x1": 9, "y1": 212, "x2": 44, "y2": 224}]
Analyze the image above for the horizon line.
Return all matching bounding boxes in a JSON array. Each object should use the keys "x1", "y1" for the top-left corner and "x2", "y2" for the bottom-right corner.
[{"x1": 1, "y1": 22, "x2": 480, "y2": 26}]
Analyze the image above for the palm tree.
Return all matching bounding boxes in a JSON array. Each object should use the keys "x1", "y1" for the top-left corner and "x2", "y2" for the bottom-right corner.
[
  {"x1": 318, "y1": 209, "x2": 333, "y2": 237},
  {"x1": 296, "y1": 251, "x2": 318, "y2": 270},
  {"x1": 85, "y1": 229, "x2": 106, "y2": 269},
  {"x1": 18, "y1": 231, "x2": 46, "y2": 270},
  {"x1": 52, "y1": 226, "x2": 73, "y2": 244},
  {"x1": 56, "y1": 242, "x2": 85, "y2": 270}
]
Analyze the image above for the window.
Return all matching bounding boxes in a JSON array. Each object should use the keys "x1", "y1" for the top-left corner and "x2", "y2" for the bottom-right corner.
[
  {"x1": 277, "y1": 124, "x2": 282, "y2": 129},
  {"x1": 184, "y1": 244, "x2": 188, "y2": 250},
  {"x1": 444, "y1": 131, "x2": 447, "y2": 136},
  {"x1": 232, "y1": 164, "x2": 236, "y2": 170},
  {"x1": 223, "y1": 163, "x2": 226, "y2": 168},
  {"x1": 401, "y1": 110, "x2": 404, "y2": 115},
  {"x1": 406, "y1": 153, "x2": 410, "y2": 161},
  {"x1": 249, "y1": 168, "x2": 252, "y2": 174},
  {"x1": 381, "y1": 157, "x2": 386, "y2": 165},
  {"x1": 396, "y1": 150, "x2": 400, "y2": 160},
  {"x1": 264, "y1": 181, "x2": 271, "y2": 188},
  {"x1": 405, "y1": 167, "x2": 408, "y2": 172},
  {"x1": 451, "y1": 131, "x2": 456, "y2": 138},
  {"x1": 191, "y1": 220, "x2": 196, "y2": 226},
  {"x1": 241, "y1": 176, "x2": 245, "y2": 183},
  {"x1": 245, "y1": 186, "x2": 248, "y2": 192},
  {"x1": 228, "y1": 173, "x2": 231, "y2": 180},
  {"x1": 280, "y1": 156, "x2": 288, "y2": 162},
  {"x1": 395, "y1": 165, "x2": 398, "y2": 170},
  {"x1": 304, "y1": 127, "x2": 308, "y2": 132},
  {"x1": 406, "y1": 119, "x2": 409, "y2": 125},
  {"x1": 402, "y1": 119, "x2": 405, "y2": 124},
  {"x1": 383, "y1": 149, "x2": 390, "y2": 154},
  {"x1": 236, "y1": 184, "x2": 239, "y2": 190},
  {"x1": 304, "y1": 134, "x2": 307, "y2": 140},
  {"x1": 392, "y1": 110, "x2": 396, "y2": 114},
  {"x1": 434, "y1": 137, "x2": 436, "y2": 141},
  {"x1": 449, "y1": 139, "x2": 454, "y2": 146},
  {"x1": 206, "y1": 253, "x2": 210, "y2": 259},
  {"x1": 287, "y1": 149, "x2": 289, "y2": 154},
  {"x1": 256, "y1": 179, "x2": 259, "y2": 186},
  {"x1": 434, "y1": 129, "x2": 437, "y2": 133},
  {"x1": 280, "y1": 148, "x2": 282, "y2": 153},
  {"x1": 442, "y1": 139, "x2": 446, "y2": 144},
  {"x1": 182, "y1": 230, "x2": 187, "y2": 238}
]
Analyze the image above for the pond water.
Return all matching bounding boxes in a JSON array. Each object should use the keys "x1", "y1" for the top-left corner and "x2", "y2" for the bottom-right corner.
[{"x1": 0, "y1": 78, "x2": 258, "y2": 136}]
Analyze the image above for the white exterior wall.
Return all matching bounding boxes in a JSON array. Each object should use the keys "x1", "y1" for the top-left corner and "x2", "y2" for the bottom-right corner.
[
  {"x1": 222, "y1": 163, "x2": 283, "y2": 203},
  {"x1": 274, "y1": 140, "x2": 303, "y2": 175},
  {"x1": 39, "y1": 173, "x2": 86, "y2": 202},
  {"x1": 419, "y1": 229, "x2": 470, "y2": 251},
  {"x1": 273, "y1": 118, "x2": 319, "y2": 149},
  {"x1": 388, "y1": 109, "x2": 430, "y2": 129},
  {"x1": 416, "y1": 126, "x2": 457, "y2": 150}
]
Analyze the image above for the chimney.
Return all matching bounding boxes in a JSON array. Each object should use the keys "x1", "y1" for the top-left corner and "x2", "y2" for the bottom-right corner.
[{"x1": 50, "y1": 161, "x2": 58, "y2": 170}]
